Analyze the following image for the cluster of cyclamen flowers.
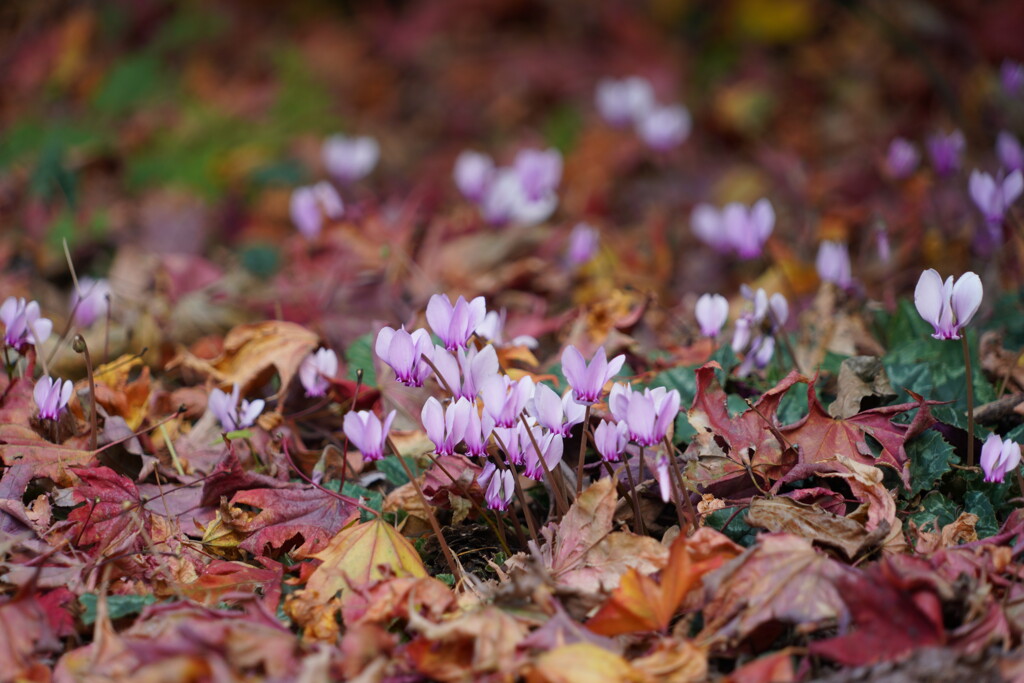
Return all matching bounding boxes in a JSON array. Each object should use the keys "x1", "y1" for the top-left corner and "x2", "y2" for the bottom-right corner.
[
  {"x1": 453, "y1": 147, "x2": 563, "y2": 227},
  {"x1": 342, "y1": 293, "x2": 684, "y2": 511},
  {"x1": 694, "y1": 288, "x2": 786, "y2": 375},
  {"x1": 595, "y1": 76, "x2": 691, "y2": 151},
  {"x1": 290, "y1": 133, "x2": 379, "y2": 239},
  {"x1": 690, "y1": 198, "x2": 774, "y2": 260}
]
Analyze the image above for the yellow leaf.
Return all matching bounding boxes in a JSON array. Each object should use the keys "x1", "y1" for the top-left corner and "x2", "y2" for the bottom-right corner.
[
  {"x1": 526, "y1": 643, "x2": 646, "y2": 683},
  {"x1": 305, "y1": 519, "x2": 427, "y2": 601}
]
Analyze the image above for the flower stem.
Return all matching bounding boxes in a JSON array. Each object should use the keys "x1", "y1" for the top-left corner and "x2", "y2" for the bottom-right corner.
[
  {"x1": 961, "y1": 334, "x2": 976, "y2": 468},
  {"x1": 489, "y1": 432, "x2": 538, "y2": 546},
  {"x1": 575, "y1": 404, "x2": 592, "y2": 497},
  {"x1": 73, "y1": 335, "x2": 98, "y2": 451},
  {"x1": 519, "y1": 413, "x2": 570, "y2": 517},
  {"x1": 622, "y1": 455, "x2": 645, "y2": 535},
  {"x1": 386, "y1": 435, "x2": 461, "y2": 581}
]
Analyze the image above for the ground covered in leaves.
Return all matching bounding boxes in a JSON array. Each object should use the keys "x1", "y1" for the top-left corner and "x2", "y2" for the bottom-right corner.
[{"x1": 3, "y1": 0, "x2": 1024, "y2": 681}]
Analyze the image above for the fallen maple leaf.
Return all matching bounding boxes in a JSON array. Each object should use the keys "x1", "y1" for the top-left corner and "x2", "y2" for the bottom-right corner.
[
  {"x1": 221, "y1": 485, "x2": 358, "y2": 558},
  {"x1": 586, "y1": 530, "x2": 736, "y2": 636},
  {"x1": 167, "y1": 320, "x2": 319, "y2": 396},
  {"x1": 700, "y1": 533, "x2": 853, "y2": 647},
  {"x1": 68, "y1": 466, "x2": 148, "y2": 557},
  {"x1": 302, "y1": 518, "x2": 426, "y2": 602}
]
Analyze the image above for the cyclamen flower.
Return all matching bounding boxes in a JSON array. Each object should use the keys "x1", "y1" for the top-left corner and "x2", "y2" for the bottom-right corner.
[
  {"x1": 478, "y1": 462, "x2": 515, "y2": 511},
  {"x1": 530, "y1": 383, "x2": 586, "y2": 437},
  {"x1": 71, "y1": 278, "x2": 112, "y2": 328},
  {"x1": 475, "y1": 309, "x2": 538, "y2": 349},
  {"x1": 561, "y1": 345, "x2": 626, "y2": 405},
  {"x1": 593, "y1": 420, "x2": 629, "y2": 463},
  {"x1": 290, "y1": 181, "x2": 344, "y2": 239},
  {"x1": 522, "y1": 428, "x2": 564, "y2": 481},
  {"x1": 1, "y1": 297, "x2": 53, "y2": 350},
  {"x1": 913, "y1": 269, "x2": 982, "y2": 341},
  {"x1": 431, "y1": 344, "x2": 499, "y2": 400},
  {"x1": 567, "y1": 222, "x2": 599, "y2": 267},
  {"x1": 481, "y1": 168, "x2": 558, "y2": 227},
  {"x1": 426, "y1": 294, "x2": 487, "y2": 351},
  {"x1": 695, "y1": 293, "x2": 729, "y2": 338},
  {"x1": 343, "y1": 409, "x2": 396, "y2": 462},
  {"x1": 637, "y1": 104, "x2": 691, "y2": 151},
  {"x1": 624, "y1": 387, "x2": 681, "y2": 447},
  {"x1": 595, "y1": 76, "x2": 655, "y2": 128},
  {"x1": 731, "y1": 287, "x2": 787, "y2": 376},
  {"x1": 980, "y1": 433, "x2": 1022, "y2": 483},
  {"x1": 463, "y1": 406, "x2": 493, "y2": 458},
  {"x1": 691, "y1": 199, "x2": 775, "y2": 259},
  {"x1": 513, "y1": 148, "x2": 563, "y2": 202},
  {"x1": 375, "y1": 326, "x2": 433, "y2": 387},
  {"x1": 481, "y1": 375, "x2": 535, "y2": 428},
  {"x1": 494, "y1": 424, "x2": 528, "y2": 466},
  {"x1": 927, "y1": 130, "x2": 965, "y2": 177},
  {"x1": 969, "y1": 169, "x2": 1023, "y2": 226},
  {"x1": 816, "y1": 241, "x2": 853, "y2": 289},
  {"x1": 1002, "y1": 60, "x2": 1024, "y2": 96},
  {"x1": 299, "y1": 348, "x2": 338, "y2": 397},
  {"x1": 885, "y1": 137, "x2": 919, "y2": 179},
  {"x1": 454, "y1": 151, "x2": 495, "y2": 203},
  {"x1": 34, "y1": 376, "x2": 73, "y2": 421},
  {"x1": 421, "y1": 397, "x2": 473, "y2": 456},
  {"x1": 997, "y1": 132, "x2": 1023, "y2": 172},
  {"x1": 323, "y1": 134, "x2": 379, "y2": 183},
  {"x1": 208, "y1": 384, "x2": 265, "y2": 432}
]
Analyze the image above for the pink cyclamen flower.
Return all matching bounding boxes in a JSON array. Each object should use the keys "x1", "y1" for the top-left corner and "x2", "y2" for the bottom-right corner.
[
  {"x1": 1002, "y1": 60, "x2": 1024, "y2": 96},
  {"x1": 969, "y1": 169, "x2": 1023, "y2": 226},
  {"x1": 463, "y1": 406, "x2": 493, "y2": 458},
  {"x1": 426, "y1": 294, "x2": 487, "y2": 352},
  {"x1": 208, "y1": 384, "x2": 265, "y2": 432},
  {"x1": 530, "y1": 383, "x2": 586, "y2": 437},
  {"x1": 513, "y1": 148, "x2": 563, "y2": 202},
  {"x1": 637, "y1": 104, "x2": 691, "y2": 151},
  {"x1": 695, "y1": 293, "x2": 729, "y2": 338},
  {"x1": 322, "y1": 134, "x2": 379, "y2": 183},
  {"x1": 34, "y1": 375, "x2": 73, "y2": 421},
  {"x1": 454, "y1": 151, "x2": 495, "y2": 203},
  {"x1": 481, "y1": 375, "x2": 535, "y2": 429},
  {"x1": 691, "y1": 200, "x2": 774, "y2": 259},
  {"x1": 595, "y1": 76, "x2": 655, "y2": 128},
  {"x1": 375, "y1": 326, "x2": 433, "y2": 387},
  {"x1": 290, "y1": 181, "x2": 344, "y2": 239},
  {"x1": 561, "y1": 345, "x2": 626, "y2": 405},
  {"x1": 913, "y1": 269, "x2": 982, "y2": 341},
  {"x1": 494, "y1": 424, "x2": 527, "y2": 466},
  {"x1": 421, "y1": 397, "x2": 473, "y2": 456},
  {"x1": 816, "y1": 241, "x2": 853, "y2": 289},
  {"x1": 299, "y1": 348, "x2": 338, "y2": 397},
  {"x1": 625, "y1": 387, "x2": 681, "y2": 447},
  {"x1": 343, "y1": 409, "x2": 396, "y2": 462},
  {"x1": 980, "y1": 433, "x2": 1021, "y2": 483},
  {"x1": 478, "y1": 462, "x2": 515, "y2": 511},
  {"x1": 431, "y1": 344, "x2": 499, "y2": 400},
  {"x1": 885, "y1": 137, "x2": 920, "y2": 179},
  {"x1": 997, "y1": 132, "x2": 1023, "y2": 172},
  {"x1": 593, "y1": 419, "x2": 629, "y2": 463},
  {"x1": 71, "y1": 277, "x2": 112, "y2": 328},
  {"x1": 567, "y1": 222, "x2": 599, "y2": 267},
  {"x1": 1, "y1": 297, "x2": 53, "y2": 350},
  {"x1": 522, "y1": 428, "x2": 564, "y2": 481},
  {"x1": 927, "y1": 130, "x2": 965, "y2": 177}
]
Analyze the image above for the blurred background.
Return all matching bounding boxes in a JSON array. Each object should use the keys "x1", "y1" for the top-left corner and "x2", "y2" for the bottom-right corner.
[{"x1": 2, "y1": 0, "x2": 1023, "y2": 373}]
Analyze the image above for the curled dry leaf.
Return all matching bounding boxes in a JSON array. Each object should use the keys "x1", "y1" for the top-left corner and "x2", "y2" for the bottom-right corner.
[
  {"x1": 406, "y1": 605, "x2": 530, "y2": 682},
  {"x1": 745, "y1": 496, "x2": 886, "y2": 561},
  {"x1": 167, "y1": 320, "x2": 319, "y2": 396}
]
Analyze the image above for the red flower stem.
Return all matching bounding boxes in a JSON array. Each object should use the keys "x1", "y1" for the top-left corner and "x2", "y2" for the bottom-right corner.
[
  {"x1": 72, "y1": 335, "x2": 98, "y2": 450},
  {"x1": 625, "y1": 450, "x2": 646, "y2": 535},
  {"x1": 489, "y1": 431, "x2": 538, "y2": 546},
  {"x1": 386, "y1": 435, "x2": 460, "y2": 581},
  {"x1": 961, "y1": 334, "x2": 976, "y2": 468},
  {"x1": 575, "y1": 404, "x2": 592, "y2": 497},
  {"x1": 281, "y1": 437, "x2": 381, "y2": 518}
]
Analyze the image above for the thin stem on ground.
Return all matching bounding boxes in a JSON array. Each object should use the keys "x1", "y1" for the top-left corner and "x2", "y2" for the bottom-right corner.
[
  {"x1": 575, "y1": 404, "x2": 592, "y2": 496},
  {"x1": 962, "y1": 334, "x2": 976, "y2": 468}
]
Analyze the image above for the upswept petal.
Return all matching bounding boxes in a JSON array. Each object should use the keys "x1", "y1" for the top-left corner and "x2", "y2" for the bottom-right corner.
[
  {"x1": 914, "y1": 269, "x2": 945, "y2": 329},
  {"x1": 560, "y1": 346, "x2": 587, "y2": 393},
  {"x1": 951, "y1": 272, "x2": 983, "y2": 329},
  {"x1": 426, "y1": 295, "x2": 453, "y2": 345},
  {"x1": 421, "y1": 397, "x2": 445, "y2": 449}
]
